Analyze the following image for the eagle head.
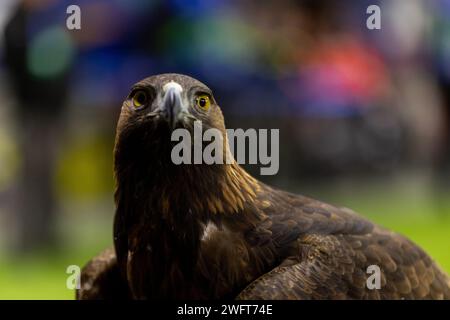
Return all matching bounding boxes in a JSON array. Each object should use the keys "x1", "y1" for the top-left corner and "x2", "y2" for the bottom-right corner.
[
  {"x1": 115, "y1": 73, "x2": 226, "y2": 153},
  {"x1": 114, "y1": 73, "x2": 234, "y2": 182},
  {"x1": 113, "y1": 73, "x2": 256, "y2": 221}
]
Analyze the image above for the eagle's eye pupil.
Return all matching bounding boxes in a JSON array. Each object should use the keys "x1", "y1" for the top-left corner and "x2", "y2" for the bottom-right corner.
[
  {"x1": 137, "y1": 94, "x2": 145, "y2": 104},
  {"x1": 132, "y1": 90, "x2": 148, "y2": 108},
  {"x1": 196, "y1": 94, "x2": 211, "y2": 111}
]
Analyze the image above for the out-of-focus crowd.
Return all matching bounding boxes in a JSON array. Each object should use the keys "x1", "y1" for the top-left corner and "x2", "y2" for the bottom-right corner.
[{"x1": 0, "y1": 0, "x2": 449, "y2": 251}]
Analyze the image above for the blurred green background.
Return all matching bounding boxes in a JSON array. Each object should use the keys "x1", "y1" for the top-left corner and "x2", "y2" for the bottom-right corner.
[{"x1": 0, "y1": 0, "x2": 450, "y2": 299}]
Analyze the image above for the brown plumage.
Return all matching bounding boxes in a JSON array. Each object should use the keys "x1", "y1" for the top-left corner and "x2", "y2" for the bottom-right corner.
[{"x1": 77, "y1": 73, "x2": 450, "y2": 300}]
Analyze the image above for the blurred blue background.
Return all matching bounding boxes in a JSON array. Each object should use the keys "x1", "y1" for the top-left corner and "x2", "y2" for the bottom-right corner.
[{"x1": 0, "y1": 0, "x2": 449, "y2": 299}]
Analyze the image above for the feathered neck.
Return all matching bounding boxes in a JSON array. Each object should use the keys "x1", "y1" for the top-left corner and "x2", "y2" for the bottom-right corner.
[
  {"x1": 113, "y1": 121, "x2": 263, "y2": 225},
  {"x1": 113, "y1": 137, "x2": 269, "y2": 298},
  {"x1": 115, "y1": 160, "x2": 261, "y2": 223}
]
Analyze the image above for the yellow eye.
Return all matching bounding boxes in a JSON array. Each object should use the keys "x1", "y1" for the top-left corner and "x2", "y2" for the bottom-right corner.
[
  {"x1": 132, "y1": 90, "x2": 148, "y2": 108},
  {"x1": 196, "y1": 94, "x2": 211, "y2": 111}
]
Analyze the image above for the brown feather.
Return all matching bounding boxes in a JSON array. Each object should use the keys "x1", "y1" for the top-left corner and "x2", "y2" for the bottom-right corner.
[{"x1": 77, "y1": 74, "x2": 450, "y2": 300}]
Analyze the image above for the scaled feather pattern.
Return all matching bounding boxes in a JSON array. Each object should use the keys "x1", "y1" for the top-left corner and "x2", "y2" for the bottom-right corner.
[{"x1": 77, "y1": 74, "x2": 450, "y2": 300}]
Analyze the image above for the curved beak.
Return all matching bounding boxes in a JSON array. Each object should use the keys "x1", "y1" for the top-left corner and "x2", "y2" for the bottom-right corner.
[{"x1": 161, "y1": 83, "x2": 186, "y2": 129}]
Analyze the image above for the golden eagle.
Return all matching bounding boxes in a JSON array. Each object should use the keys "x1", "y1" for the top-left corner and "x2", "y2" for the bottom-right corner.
[{"x1": 77, "y1": 74, "x2": 450, "y2": 300}]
